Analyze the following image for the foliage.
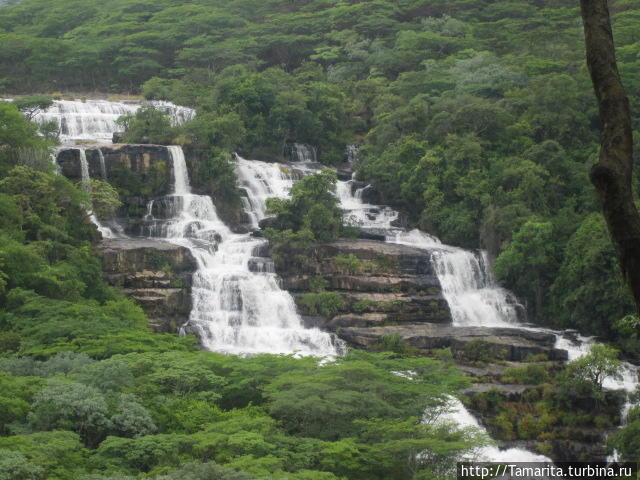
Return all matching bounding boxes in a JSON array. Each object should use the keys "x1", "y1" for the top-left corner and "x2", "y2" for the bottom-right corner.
[
  {"x1": 297, "y1": 292, "x2": 344, "y2": 317},
  {"x1": 564, "y1": 345, "x2": 623, "y2": 392},
  {"x1": 117, "y1": 107, "x2": 175, "y2": 145},
  {"x1": 11, "y1": 96, "x2": 53, "y2": 121},
  {"x1": 266, "y1": 169, "x2": 344, "y2": 243},
  {"x1": 90, "y1": 179, "x2": 122, "y2": 220}
]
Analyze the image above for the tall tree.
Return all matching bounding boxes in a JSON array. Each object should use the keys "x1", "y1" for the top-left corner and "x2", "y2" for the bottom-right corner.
[{"x1": 580, "y1": 0, "x2": 640, "y2": 313}]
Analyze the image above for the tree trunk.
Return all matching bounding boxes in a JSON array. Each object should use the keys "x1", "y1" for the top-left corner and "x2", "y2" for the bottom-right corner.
[{"x1": 580, "y1": 0, "x2": 640, "y2": 313}]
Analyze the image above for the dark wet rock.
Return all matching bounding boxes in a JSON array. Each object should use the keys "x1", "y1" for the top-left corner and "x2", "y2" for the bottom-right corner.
[{"x1": 390, "y1": 212, "x2": 410, "y2": 228}]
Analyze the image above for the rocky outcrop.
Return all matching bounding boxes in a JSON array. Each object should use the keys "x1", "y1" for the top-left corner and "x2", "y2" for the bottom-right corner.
[
  {"x1": 57, "y1": 144, "x2": 172, "y2": 188},
  {"x1": 57, "y1": 144, "x2": 173, "y2": 230},
  {"x1": 338, "y1": 324, "x2": 568, "y2": 361},
  {"x1": 99, "y1": 238, "x2": 196, "y2": 332},
  {"x1": 276, "y1": 239, "x2": 452, "y2": 328}
]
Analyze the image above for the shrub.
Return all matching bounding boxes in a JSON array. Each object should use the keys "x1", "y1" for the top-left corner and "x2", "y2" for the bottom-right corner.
[
  {"x1": 298, "y1": 292, "x2": 344, "y2": 317},
  {"x1": 333, "y1": 254, "x2": 363, "y2": 274},
  {"x1": 373, "y1": 334, "x2": 411, "y2": 354}
]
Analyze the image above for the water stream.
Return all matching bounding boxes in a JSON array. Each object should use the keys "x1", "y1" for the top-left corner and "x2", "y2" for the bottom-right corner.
[
  {"x1": 48, "y1": 98, "x2": 637, "y2": 461},
  {"x1": 34, "y1": 99, "x2": 195, "y2": 144},
  {"x1": 333, "y1": 169, "x2": 639, "y2": 462},
  {"x1": 146, "y1": 147, "x2": 341, "y2": 356}
]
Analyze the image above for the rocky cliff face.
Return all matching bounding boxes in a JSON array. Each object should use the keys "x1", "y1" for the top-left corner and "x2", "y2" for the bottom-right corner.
[
  {"x1": 273, "y1": 237, "x2": 615, "y2": 462},
  {"x1": 99, "y1": 238, "x2": 196, "y2": 332},
  {"x1": 57, "y1": 144, "x2": 173, "y2": 232},
  {"x1": 275, "y1": 239, "x2": 452, "y2": 331}
]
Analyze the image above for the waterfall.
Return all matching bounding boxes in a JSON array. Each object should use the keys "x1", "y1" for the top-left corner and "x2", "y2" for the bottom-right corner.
[
  {"x1": 439, "y1": 396, "x2": 552, "y2": 463},
  {"x1": 335, "y1": 173, "x2": 398, "y2": 228},
  {"x1": 391, "y1": 231, "x2": 523, "y2": 327},
  {"x1": 33, "y1": 99, "x2": 195, "y2": 144},
  {"x1": 287, "y1": 142, "x2": 317, "y2": 163},
  {"x1": 147, "y1": 147, "x2": 341, "y2": 356},
  {"x1": 95, "y1": 147, "x2": 107, "y2": 180},
  {"x1": 235, "y1": 156, "x2": 298, "y2": 228},
  {"x1": 76, "y1": 147, "x2": 116, "y2": 239},
  {"x1": 345, "y1": 144, "x2": 359, "y2": 164},
  {"x1": 333, "y1": 174, "x2": 639, "y2": 462}
]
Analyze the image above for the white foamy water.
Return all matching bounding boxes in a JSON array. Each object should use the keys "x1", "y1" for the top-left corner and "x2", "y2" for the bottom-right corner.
[
  {"x1": 439, "y1": 396, "x2": 553, "y2": 463},
  {"x1": 289, "y1": 142, "x2": 317, "y2": 163},
  {"x1": 334, "y1": 173, "x2": 639, "y2": 462},
  {"x1": 335, "y1": 175, "x2": 399, "y2": 228},
  {"x1": 336, "y1": 173, "x2": 523, "y2": 328},
  {"x1": 33, "y1": 99, "x2": 195, "y2": 144},
  {"x1": 148, "y1": 147, "x2": 340, "y2": 356},
  {"x1": 74, "y1": 147, "x2": 116, "y2": 239},
  {"x1": 236, "y1": 156, "x2": 298, "y2": 228}
]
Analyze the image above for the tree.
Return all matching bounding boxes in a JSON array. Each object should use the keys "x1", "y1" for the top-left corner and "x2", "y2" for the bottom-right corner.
[
  {"x1": 28, "y1": 380, "x2": 111, "y2": 447},
  {"x1": 580, "y1": 0, "x2": 640, "y2": 314},
  {"x1": 117, "y1": 107, "x2": 174, "y2": 145},
  {"x1": 567, "y1": 344, "x2": 623, "y2": 391},
  {"x1": 494, "y1": 221, "x2": 556, "y2": 319},
  {"x1": 11, "y1": 96, "x2": 54, "y2": 121},
  {"x1": 90, "y1": 179, "x2": 122, "y2": 220},
  {"x1": 265, "y1": 169, "x2": 344, "y2": 242}
]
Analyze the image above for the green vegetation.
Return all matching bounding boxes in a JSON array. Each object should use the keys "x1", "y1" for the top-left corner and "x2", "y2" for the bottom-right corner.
[
  {"x1": 264, "y1": 170, "x2": 353, "y2": 268},
  {"x1": 469, "y1": 348, "x2": 627, "y2": 459},
  {"x1": 297, "y1": 292, "x2": 344, "y2": 317},
  {"x1": 1, "y1": 0, "x2": 639, "y2": 351},
  {"x1": 117, "y1": 106, "x2": 175, "y2": 145},
  {"x1": 2, "y1": 0, "x2": 640, "y2": 469}
]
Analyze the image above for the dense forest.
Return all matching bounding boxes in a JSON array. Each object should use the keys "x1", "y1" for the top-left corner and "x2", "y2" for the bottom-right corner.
[
  {"x1": 1, "y1": 0, "x2": 640, "y2": 477},
  {"x1": 2, "y1": 0, "x2": 639, "y2": 344}
]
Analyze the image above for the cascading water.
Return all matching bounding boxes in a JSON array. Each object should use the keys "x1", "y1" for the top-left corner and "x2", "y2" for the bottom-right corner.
[
  {"x1": 76, "y1": 147, "x2": 116, "y2": 239},
  {"x1": 95, "y1": 147, "x2": 107, "y2": 180},
  {"x1": 146, "y1": 146, "x2": 340, "y2": 356},
  {"x1": 336, "y1": 175, "x2": 399, "y2": 228},
  {"x1": 333, "y1": 173, "x2": 639, "y2": 462},
  {"x1": 391, "y1": 230, "x2": 523, "y2": 327},
  {"x1": 33, "y1": 99, "x2": 195, "y2": 144},
  {"x1": 289, "y1": 143, "x2": 317, "y2": 163},
  {"x1": 235, "y1": 156, "x2": 299, "y2": 228}
]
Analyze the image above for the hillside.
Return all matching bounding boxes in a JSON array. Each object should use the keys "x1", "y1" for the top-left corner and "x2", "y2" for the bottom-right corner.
[{"x1": 1, "y1": 0, "x2": 640, "y2": 477}]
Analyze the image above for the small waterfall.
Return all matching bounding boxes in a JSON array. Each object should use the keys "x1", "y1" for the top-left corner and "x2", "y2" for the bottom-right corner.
[
  {"x1": 95, "y1": 148, "x2": 107, "y2": 180},
  {"x1": 345, "y1": 144, "x2": 359, "y2": 163},
  {"x1": 286, "y1": 142, "x2": 317, "y2": 163},
  {"x1": 149, "y1": 147, "x2": 340, "y2": 356},
  {"x1": 235, "y1": 156, "x2": 298, "y2": 228},
  {"x1": 33, "y1": 99, "x2": 195, "y2": 144},
  {"x1": 391, "y1": 231, "x2": 523, "y2": 327},
  {"x1": 439, "y1": 396, "x2": 552, "y2": 463},
  {"x1": 78, "y1": 148, "x2": 90, "y2": 188},
  {"x1": 76, "y1": 147, "x2": 116, "y2": 239},
  {"x1": 335, "y1": 173, "x2": 398, "y2": 228}
]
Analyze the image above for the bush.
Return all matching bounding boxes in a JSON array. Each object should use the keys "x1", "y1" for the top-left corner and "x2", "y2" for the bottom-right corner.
[
  {"x1": 501, "y1": 364, "x2": 549, "y2": 384},
  {"x1": 333, "y1": 254, "x2": 363, "y2": 274},
  {"x1": 117, "y1": 107, "x2": 175, "y2": 145},
  {"x1": 298, "y1": 292, "x2": 344, "y2": 317},
  {"x1": 373, "y1": 334, "x2": 411, "y2": 354}
]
